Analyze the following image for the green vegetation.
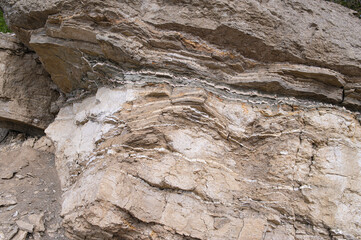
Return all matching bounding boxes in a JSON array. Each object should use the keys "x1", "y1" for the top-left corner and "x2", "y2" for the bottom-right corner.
[
  {"x1": 327, "y1": 0, "x2": 361, "y2": 17},
  {"x1": 0, "y1": 10, "x2": 11, "y2": 33}
]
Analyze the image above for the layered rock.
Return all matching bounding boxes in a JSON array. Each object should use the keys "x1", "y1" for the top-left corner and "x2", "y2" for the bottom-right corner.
[
  {"x1": 0, "y1": 0, "x2": 360, "y2": 240},
  {"x1": 1, "y1": 0, "x2": 361, "y2": 108},
  {"x1": 46, "y1": 84, "x2": 361, "y2": 239},
  {"x1": 0, "y1": 33, "x2": 61, "y2": 134}
]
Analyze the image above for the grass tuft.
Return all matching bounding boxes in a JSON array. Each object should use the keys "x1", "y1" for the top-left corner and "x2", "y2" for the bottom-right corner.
[{"x1": 0, "y1": 10, "x2": 11, "y2": 33}]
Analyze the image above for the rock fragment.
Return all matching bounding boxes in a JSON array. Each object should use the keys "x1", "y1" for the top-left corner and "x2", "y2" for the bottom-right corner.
[
  {"x1": 5, "y1": 225, "x2": 18, "y2": 240},
  {"x1": 238, "y1": 218, "x2": 267, "y2": 240},
  {"x1": 33, "y1": 137, "x2": 55, "y2": 153},
  {"x1": 0, "y1": 171, "x2": 15, "y2": 180},
  {"x1": 0, "y1": 196, "x2": 17, "y2": 207},
  {"x1": 27, "y1": 213, "x2": 45, "y2": 232},
  {"x1": 15, "y1": 220, "x2": 34, "y2": 233},
  {"x1": 11, "y1": 230, "x2": 27, "y2": 240}
]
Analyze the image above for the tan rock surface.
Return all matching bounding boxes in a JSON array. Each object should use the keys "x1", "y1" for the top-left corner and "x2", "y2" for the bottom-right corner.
[
  {"x1": 0, "y1": 33, "x2": 61, "y2": 134},
  {"x1": 0, "y1": 1, "x2": 360, "y2": 240},
  {"x1": 46, "y1": 84, "x2": 361, "y2": 240},
  {"x1": 1, "y1": 0, "x2": 360, "y2": 108}
]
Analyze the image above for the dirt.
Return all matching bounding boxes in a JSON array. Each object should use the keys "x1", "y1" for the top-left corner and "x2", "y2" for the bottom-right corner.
[{"x1": 0, "y1": 131, "x2": 67, "y2": 240}]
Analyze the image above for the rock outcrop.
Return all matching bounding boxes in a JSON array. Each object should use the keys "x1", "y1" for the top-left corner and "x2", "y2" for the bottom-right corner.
[
  {"x1": 46, "y1": 84, "x2": 361, "y2": 240},
  {"x1": 1, "y1": 0, "x2": 361, "y2": 109},
  {"x1": 0, "y1": 0, "x2": 360, "y2": 240},
  {"x1": 0, "y1": 33, "x2": 61, "y2": 134}
]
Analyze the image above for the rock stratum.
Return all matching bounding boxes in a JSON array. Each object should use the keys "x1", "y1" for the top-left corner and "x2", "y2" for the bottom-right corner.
[
  {"x1": 0, "y1": 33, "x2": 61, "y2": 134},
  {"x1": 0, "y1": 0, "x2": 360, "y2": 240}
]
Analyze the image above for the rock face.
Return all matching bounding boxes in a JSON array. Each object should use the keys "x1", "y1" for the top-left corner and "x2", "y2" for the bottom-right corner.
[
  {"x1": 0, "y1": 33, "x2": 60, "y2": 134},
  {"x1": 1, "y1": 0, "x2": 361, "y2": 109},
  {"x1": 0, "y1": 0, "x2": 360, "y2": 239},
  {"x1": 46, "y1": 85, "x2": 361, "y2": 240}
]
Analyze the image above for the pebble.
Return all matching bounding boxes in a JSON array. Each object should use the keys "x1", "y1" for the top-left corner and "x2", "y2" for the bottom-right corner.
[
  {"x1": 16, "y1": 175, "x2": 25, "y2": 180},
  {"x1": 0, "y1": 171, "x2": 15, "y2": 180}
]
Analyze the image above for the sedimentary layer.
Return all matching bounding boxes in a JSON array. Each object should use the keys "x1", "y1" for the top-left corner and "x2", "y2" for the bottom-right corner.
[{"x1": 0, "y1": 0, "x2": 360, "y2": 239}]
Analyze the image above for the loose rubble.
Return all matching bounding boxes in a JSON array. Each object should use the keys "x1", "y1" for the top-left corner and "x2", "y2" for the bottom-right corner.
[{"x1": 0, "y1": 132, "x2": 67, "y2": 240}]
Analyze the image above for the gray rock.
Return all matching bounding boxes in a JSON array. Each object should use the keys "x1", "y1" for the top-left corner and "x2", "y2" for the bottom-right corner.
[{"x1": 0, "y1": 128, "x2": 8, "y2": 142}]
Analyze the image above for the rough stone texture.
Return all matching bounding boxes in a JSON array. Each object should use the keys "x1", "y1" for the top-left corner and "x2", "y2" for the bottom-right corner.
[
  {"x1": 12, "y1": 230, "x2": 28, "y2": 240},
  {"x1": 0, "y1": 0, "x2": 360, "y2": 240},
  {"x1": 1, "y1": 0, "x2": 360, "y2": 109},
  {"x1": 16, "y1": 220, "x2": 34, "y2": 233},
  {"x1": 0, "y1": 128, "x2": 9, "y2": 142},
  {"x1": 46, "y1": 84, "x2": 361, "y2": 240},
  {"x1": 0, "y1": 33, "x2": 61, "y2": 134},
  {"x1": 0, "y1": 132, "x2": 68, "y2": 240}
]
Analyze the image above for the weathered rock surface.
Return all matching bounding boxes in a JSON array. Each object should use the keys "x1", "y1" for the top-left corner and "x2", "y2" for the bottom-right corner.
[
  {"x1": 46, "y1": 84, "x2": 361, "y2": 240},
  {"x1": 1, "y1": 0, "x2": 361, "y2": 109},
  {"x1": 0, "y1": 33, "x2": 60, "y2": 134},
  {"x1": 0, "y1": 132, "x2": 67, "y2": 240},
  {"x1": 0, "y1": 0, "x2": 360, "y2": 240}
]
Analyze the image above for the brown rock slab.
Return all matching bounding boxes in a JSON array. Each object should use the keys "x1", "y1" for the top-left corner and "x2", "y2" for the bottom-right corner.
[
  {"x1": 0, "y1": 33, "x2": 60, "y2": 134},
  {"x1": 0, "y1": 150, "x2": 30, "y2": 180}
]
